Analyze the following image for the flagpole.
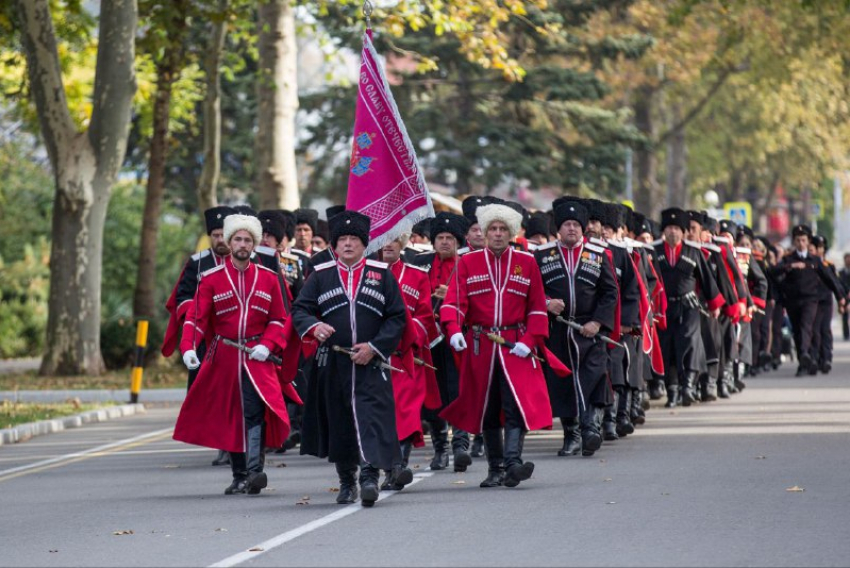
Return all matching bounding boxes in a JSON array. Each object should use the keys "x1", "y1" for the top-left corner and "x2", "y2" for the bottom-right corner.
[{"x1": 363, "y1": 0, "x2": 373, "y2": 30}]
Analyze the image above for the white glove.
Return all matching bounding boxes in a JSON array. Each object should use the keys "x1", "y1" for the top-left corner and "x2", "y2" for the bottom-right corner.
[
  {"x1": 182, "y1": 350, "x2": 201, "y2": 370},
  {"x1": 449, "y1": 332, "x2": 467, "y2": 352},
  {"x1": 509, "y1": 342, "x2": 531, "y2": 358},
  {"x1": 249, "y1": 344, "x2": 270, "y2": 362}
]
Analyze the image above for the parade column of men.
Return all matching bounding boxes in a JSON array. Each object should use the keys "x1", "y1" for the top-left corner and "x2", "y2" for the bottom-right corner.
[{"x1": 164, "y1": 198, "x2": 844, "y2": 503}]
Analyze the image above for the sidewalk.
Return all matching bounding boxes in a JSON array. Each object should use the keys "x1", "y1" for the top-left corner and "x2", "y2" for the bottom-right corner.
[{"x1": 0, "y1": 388, "x2": 186, "y2": 404}]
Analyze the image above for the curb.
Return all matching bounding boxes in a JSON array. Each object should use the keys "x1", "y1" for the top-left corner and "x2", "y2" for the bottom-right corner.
[{"x1": 0, "y1": 403, "x2": 147, "y2": 446}]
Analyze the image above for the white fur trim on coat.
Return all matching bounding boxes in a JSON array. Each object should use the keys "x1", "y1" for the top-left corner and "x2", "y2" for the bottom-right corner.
[
  {"x1": 224, "y1": 214, "x2": 263, "y2": 245},
  {"x1": 475, "y1": 204, "x2": 522, "y2": 238}
]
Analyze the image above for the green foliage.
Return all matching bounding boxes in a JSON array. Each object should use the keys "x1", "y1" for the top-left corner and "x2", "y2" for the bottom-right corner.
[
  {"x1": 100, "y1": 182, "x2": 201, "y2": 368},
  {"x1": 0, "y1": 140, "x2": 53, "y2": 263},
  {"x1": 0, "y1": 240, "x2": 50, "y2": 358}
]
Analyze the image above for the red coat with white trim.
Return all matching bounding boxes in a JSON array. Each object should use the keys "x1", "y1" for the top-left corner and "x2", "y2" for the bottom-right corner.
[
  {"x1": 439, "y1": 247, "x2": 551, "y2": 434},
  {"x1": 174, "y1": 258, "x2": 291, "y2": 452},
  {"x1": 389, "y1": 260, "x2": 442, "y2": 446}
]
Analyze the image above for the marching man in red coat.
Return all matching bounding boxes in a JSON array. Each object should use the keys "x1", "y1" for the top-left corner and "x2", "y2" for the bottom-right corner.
[
  {"x1": 440, "y1": 202, "x2": 551, "y2": 489},
  {"x1": 175, "y1": 213, "x2": 291, "y2": 496}
]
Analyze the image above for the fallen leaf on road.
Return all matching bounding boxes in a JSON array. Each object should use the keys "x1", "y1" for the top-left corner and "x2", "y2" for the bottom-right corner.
[
  {"x1": 112, "y1": 530, "x2": 134, "y2": 536},
  {"x1": 413, "y1": 464, "x2": 420, "y2": 469},
  {"x1": 296, "y1": 500, "x2": 310, "y2": 505},
  {"x1": 786, "y1": 486, "x2": 805, "y2": 492},
  {"x1": 215, "y1": 528, "x2": 227, "y2": 532},
  {"x1": 276, "y1": 462, "x2": 287, "y2": 468},
  {"x1": 329, "y1": 487, "x2": 340, "y2": 492},
  {"x1": 661, "y1": 492, "x2": 670, "y2": 496},
  {"x1": 598, "y1": 459, "x2": 607, "y2": 464},
  {"x1": 451, "y1": 480, "x2": 466, "y2": 485},
  {"x1": 249, "y1": 547, "x2": 264, "y2": 552},
  {"x1": 606, "y1": 501, "x2": 617, "y2": 505},
  {"x1": 755, "y1": 455, "x2": 767, "y2": 460},
  {"x1": 603, "y1": 478, "x2": 612, "y2": 482},
  {"x1": 49, "y1": 550, "x2": 58, "y2": 553}
]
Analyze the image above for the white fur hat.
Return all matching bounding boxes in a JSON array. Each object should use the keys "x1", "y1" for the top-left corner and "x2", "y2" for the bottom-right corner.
[
  {"x1": 475, "y1": 203, "x2": 523, "y2": 238},
  {"x1": 223, "y1": 213, "x2": 263, "y2": 245}
]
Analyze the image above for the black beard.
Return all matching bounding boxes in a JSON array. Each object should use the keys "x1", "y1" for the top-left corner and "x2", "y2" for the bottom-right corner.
[{"x1": 233, "y1": 250, "x2": 251, "y2": 261}]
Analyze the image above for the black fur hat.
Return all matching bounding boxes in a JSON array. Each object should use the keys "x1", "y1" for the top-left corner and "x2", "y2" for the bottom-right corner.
[
  {"x1": 660, "y1": 208, "x2": 688, "y2": 232},
  {"x1": 203, "y1": 206, "x2": 236, "y2": 235},
  {"x1": 325, "y1": 204, "x2": 346, "y2": 221},
  {"x1": 258, "y1": 210, "x2": 287, "y2": 242},
  {"x1": 232, "y1": 204, "x2": 257, "y2": 217},
  {"x1": 554, "y1": 200, "x2": 589, "y2": 231},
  {"x1": 430, "y1": 212, "x2": 470, "y2": 244},
  {"x1": 294, "y1": 208, "x2": 319, "y2": 233},
  {"x1": 412, "y1": 217, "x2": 433, "y2": 239},
  {"x1": 330, "y1": 210, "x2": 371, "y2": 247},
  {"x1": 525, "y1": 211, "x2": 553, "y2": 239}
]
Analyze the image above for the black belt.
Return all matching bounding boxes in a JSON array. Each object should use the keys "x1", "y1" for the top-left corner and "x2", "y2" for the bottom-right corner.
[
  {"x1": 468, "y1": 324, "x2": 524, "y2": 355},
  {"x1": 216, "y1": 334, "x2": 262, "y2": 343}
]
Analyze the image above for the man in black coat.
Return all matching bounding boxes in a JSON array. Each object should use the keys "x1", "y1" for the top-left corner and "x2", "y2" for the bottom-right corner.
[
  {"x1": 654, "y1": 208, "x2": 724, "y2": 408},
  {"x1": 535, "y1": 200, "x2": 619, "y2": 457},
  {"x1": 292, "y1": 211, "x2": 408, "y2": 507}
]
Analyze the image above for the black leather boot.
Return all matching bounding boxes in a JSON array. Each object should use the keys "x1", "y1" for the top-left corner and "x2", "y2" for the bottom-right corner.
[
  {"x1": 703, "y1": 367, "x2": 718, "y2": 402},
  {"x1": 428, "y1": 419, "x2": 450, "y2": 470},
  {"x1": 602, "y1": 405, "x2": 619, "y2": 441},
  {"x1": 359, "y1": 464, "x2": 381, "y2": 507},
  {"x1": 681, "y1": 372, "x2": 699, "y2": 407},
  {"x1": 452, "y1": 428, "x2": 472, "y2": 472},
  {"x1": 580, "y1": 406, "x2": 602, "y2": 456},
  {"x1": 470, "y1": 434, "x2": 485, "y2": 457},
  {"x1": 630, "y1": 390, "x2": 646, "y2": 426},
  {"x1": 480, "y1": 428, "x2": 505, "y2": 487},
  {"x1": 503, "y1": 427, "x2": 534, "y2": 488},
  {"x1": 735, "y1": 362, "x2": 749, "y2": 389},
  {"x1": 382, "y1": 440, "x2": 414, "y2": 491},
  {"x1": 335, "y1": 462, "x2": 359, "y2": 504},
  {"x1": 558, "y1": 417, "x2": 581, "y2": 456},
  {"x1": 615, "y1": 389, "x2": 634, "y2": 437},
  {"x1": 244, "y1": 425, "x2": 267, "y2": 495},
  {"x1": 225, "y1": 452, "x2": 248, "y2": 495},
  {"x1": 648, "y1": 379, "x2": 664, "y2": 400},
  {"x1": 665, "y1": 385, "x2": 680, "y2": 408}
]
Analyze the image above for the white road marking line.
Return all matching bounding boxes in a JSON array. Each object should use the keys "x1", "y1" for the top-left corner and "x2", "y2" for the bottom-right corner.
[
  {"x1": 0, "y1": 427, "x2": 174, "y2": 477},
  {"x1": 209, "y1": 472, "x2": 435, "y2": 568}
]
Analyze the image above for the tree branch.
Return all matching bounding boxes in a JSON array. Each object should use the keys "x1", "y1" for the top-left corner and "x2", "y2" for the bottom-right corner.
[
  {"x1": 15, "y1": 0, "x2": 76, "y2": 168},
  {"x1": 657, "y1": 65, "x2": 736, "y2": 145},
  {"x1": 88, "y1": 0, "x2": 138, "y2": 179}
]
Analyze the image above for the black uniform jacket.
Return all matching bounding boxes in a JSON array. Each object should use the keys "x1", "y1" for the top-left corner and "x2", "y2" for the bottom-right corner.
[
  {"x1": 773, "y1": 251, "x2": 843, "y2": 306},
  {"x1": 292, "y1": 257, "x2": 407, "y2": 469}
]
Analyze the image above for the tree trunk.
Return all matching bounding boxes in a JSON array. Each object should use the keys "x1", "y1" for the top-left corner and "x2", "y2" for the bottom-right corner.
[
  {"x1": 197, "y1": 0, "x2": 229, "y2": 214},
  {"x1": 256, "y1": 0, "x2": 299, "y2": 210},
  {"x1": 18, "y1": 0, "x2": 137, "y2": 376},
  {"x1": 665, "y1": 103, "x2": 688, "y2": 208},
  {"x1": 133, "y1": 72, "x2": 177, "y2": 320},
  {"x1": 133, "y1": 1, "x2": 189, "y2": 323},
  {"x1": 633, "y1": 86, "x2": 660, "y2": 217}
]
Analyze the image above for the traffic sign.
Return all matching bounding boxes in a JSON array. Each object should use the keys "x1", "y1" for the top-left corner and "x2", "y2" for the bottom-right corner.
[{"x1": 723, "y1": 201, "x2": 752, "y2": 227}]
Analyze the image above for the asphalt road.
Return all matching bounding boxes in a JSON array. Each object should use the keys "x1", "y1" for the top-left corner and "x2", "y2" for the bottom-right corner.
[{"x1": 2, "y1": 345, "x2": 850, "y2": 567}]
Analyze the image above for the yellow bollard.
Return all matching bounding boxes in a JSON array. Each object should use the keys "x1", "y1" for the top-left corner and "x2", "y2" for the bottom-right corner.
[{"x1": 129, "y1": 320, "x2": 149, "y2": 403}]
